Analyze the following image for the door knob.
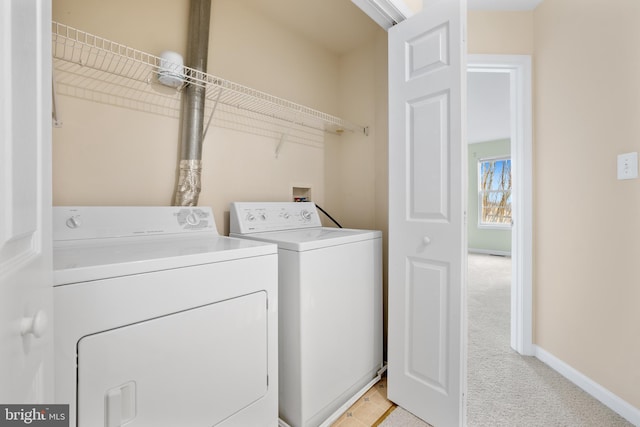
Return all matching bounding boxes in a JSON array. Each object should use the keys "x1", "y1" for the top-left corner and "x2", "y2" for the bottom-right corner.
[{"x1": 21, "y1": 310, "x2": 48, "y2": 338}]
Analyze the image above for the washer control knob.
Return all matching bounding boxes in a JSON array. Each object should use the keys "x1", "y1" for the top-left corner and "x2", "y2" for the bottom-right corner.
[
  {"x1": 186, "y1": 212, "x2": 199, "y2": 226},
  {"x1": 301, "y1": 210, "x2": 312, "y2": 221},
  {"x1": 282, "y1": 212, "x2": 290, "y2": 219},
  {"x1": 66, "y1": 215, "x2": 82, "y2": 229},
  {"x1": 259, "y1": 213, "x2": 267, "y2": 221},
  {"x1": 246, "y1": 213, "x2": 256, "y2": 222}
]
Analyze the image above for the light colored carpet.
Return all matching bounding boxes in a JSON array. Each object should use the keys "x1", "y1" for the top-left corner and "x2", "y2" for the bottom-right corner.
[
  {"x1": 379, "y1": 253, "x2": 633, "y2": 427},
  {"x1": 379, "y1": 406, "x2": 431, "y2": 426}
]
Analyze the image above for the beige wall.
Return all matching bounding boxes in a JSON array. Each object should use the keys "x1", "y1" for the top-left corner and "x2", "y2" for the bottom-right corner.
[
  {"x1": 331, "y1": 39, "x2": 381, "y2": 230},
  {"x1": 52, "y1": 0, "x2": 340, "y2": 233},
  {"x1": 470, "y1": 4, "x2": 640, "y2": 409},
  {"x1": 327, "y1": 28, "x2": 389, "y2": 352},
  {"x1": 534, "y1": 0, "x2": 640, "y2": 408},
  {"x1": 468, "y1": 10, "x2": 534, "y2": 55},
  {"x1": 53, "y1": 0, "x2": 190, "y2": 55}
]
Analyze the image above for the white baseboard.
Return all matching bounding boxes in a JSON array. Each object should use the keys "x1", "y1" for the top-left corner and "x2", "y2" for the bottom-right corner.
[
  {"x1": 534, "y1": 345, "x2": 640, "y2": 426},
  {"x1": 468, "y1": 248, "x2": 511, "y2": 257}
]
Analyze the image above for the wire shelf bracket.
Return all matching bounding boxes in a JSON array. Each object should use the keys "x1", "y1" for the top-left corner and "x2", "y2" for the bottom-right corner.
[
  {"x1": 275, "y1": 113, "x2": 299, "y2": 159},
  {"x1": 51, "y1": 69, "x2": 63, "y2": 128},
  {"x1": 202, "y1": 86, "x2": 223, "y2": 140}
]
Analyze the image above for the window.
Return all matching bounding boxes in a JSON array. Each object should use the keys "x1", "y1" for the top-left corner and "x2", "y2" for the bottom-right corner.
[{"x1": 478, "y1": 157, "x2": 512, "y2": 227}]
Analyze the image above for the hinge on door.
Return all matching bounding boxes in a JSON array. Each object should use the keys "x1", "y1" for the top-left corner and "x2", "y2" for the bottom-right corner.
[{"x1": 267, "y1": 375, "x2": 269, "y2": 387}]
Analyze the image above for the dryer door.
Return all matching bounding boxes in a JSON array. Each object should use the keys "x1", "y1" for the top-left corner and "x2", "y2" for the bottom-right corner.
[{"x1": 77, "y1": 291, "x2": 268, "y2": 426}]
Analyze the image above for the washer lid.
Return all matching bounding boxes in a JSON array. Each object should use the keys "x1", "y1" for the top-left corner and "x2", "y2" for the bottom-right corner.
[
  {"x1": 231, "y1": 227, "x2": 381, "y2": 252},
  {"x1": 53, "y1": 234, "x2": 276, "y2": 286}
]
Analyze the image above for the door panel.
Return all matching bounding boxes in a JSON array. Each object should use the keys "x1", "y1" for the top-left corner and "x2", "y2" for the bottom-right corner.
[
  {"x1": 409, "y1": 92, "x2": 449, "y2": 220},
  {"x1": 406, "y1": 258, "x2": 449, "y2": 391},
  {"x1": 388, "y1": 0, "x2": 466, "y2": 426},
  {"x1": 407, "y1": 23, "x2": 450, "y2": 79}
]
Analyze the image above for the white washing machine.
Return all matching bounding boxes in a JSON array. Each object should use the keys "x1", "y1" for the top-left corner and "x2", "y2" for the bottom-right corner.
[
  {"x1": 229, "y1": 202, "x2": 383, "y2": 427},
  {"x1": 53, "y1": 206, "x2": 278, "y2": 427}
]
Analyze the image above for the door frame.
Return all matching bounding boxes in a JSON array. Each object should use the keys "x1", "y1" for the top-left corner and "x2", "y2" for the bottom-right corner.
[{"x1": 467, "y1": 54, "x2": 533, "y2": 356}]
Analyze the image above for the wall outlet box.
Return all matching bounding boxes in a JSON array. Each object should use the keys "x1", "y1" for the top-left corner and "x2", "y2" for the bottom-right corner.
[{"x1": 617, "y1": 152, "x2": 638, "y2": 180}]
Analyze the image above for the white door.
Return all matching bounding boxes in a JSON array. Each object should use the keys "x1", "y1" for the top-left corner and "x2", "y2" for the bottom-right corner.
[
  {"x1": 0, "y1": 0, "x2": 54, "y2": 402},
  {"x1": 387, "y1": 0, "x2": 467, "y2": 426}
]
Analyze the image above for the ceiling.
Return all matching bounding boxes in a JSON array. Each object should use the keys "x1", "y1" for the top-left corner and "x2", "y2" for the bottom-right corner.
[
  {"x1": 244, "y1": 0, "x2": 543, "y2": 55},
  {"x1": 468, "y1": 0, "x2": 543, "y2": 10},
  {"x1": 244, "y1": 0, "x2": 381, "y2": 55}
]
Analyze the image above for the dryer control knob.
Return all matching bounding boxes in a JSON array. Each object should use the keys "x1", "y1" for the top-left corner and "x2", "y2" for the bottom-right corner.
[
  {"x1": 246, "y1": 213, "x2": 256, "y2": 222},
  {"x1": 300, "y1": 210, "x2": 312, "y2": 221},
  {"x1": 66, "y1": 215, "x2": 82, "y2": 229}
]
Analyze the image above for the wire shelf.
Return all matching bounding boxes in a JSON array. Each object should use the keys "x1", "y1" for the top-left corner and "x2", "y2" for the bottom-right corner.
[{"x1": 51, "y1": 21, "x2": 366, "y2": 137}]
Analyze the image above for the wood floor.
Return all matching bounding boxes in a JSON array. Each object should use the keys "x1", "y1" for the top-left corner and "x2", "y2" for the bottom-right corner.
[{"x1": 331, "y1": 378, "x2": 396, "y2": 427}]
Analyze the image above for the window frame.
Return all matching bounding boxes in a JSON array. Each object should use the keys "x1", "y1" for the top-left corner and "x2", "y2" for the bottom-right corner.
[{"x1": 477, "y1": 156, "x2": 512, "y2": 230}]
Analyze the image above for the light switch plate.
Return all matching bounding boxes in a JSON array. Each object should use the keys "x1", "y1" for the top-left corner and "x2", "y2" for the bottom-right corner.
[{"x1": 617, "y1": 152, "x2": 638, "y2": 180}]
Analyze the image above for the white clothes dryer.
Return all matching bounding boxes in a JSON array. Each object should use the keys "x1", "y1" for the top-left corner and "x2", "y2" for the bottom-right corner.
[
  {"x1": 53, "y1": 206, "x2": 278, "y2": 427},
  {"x1": 229, "y1": 202, "x2": 383, "y2": 427}
]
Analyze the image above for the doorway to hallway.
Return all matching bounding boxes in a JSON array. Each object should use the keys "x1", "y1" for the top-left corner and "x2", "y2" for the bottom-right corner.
[
  {"x1": 467, "y1": 55, "x2": 533, "y2": 356},
  {"x1": 466, "y1": 53, "x2": 533, "y2": 425}
]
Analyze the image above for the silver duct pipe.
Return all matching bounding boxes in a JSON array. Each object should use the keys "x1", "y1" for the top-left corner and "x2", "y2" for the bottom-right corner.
[{"x1": 174, "y1": 0, "x2": 211, "y2": 206}]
